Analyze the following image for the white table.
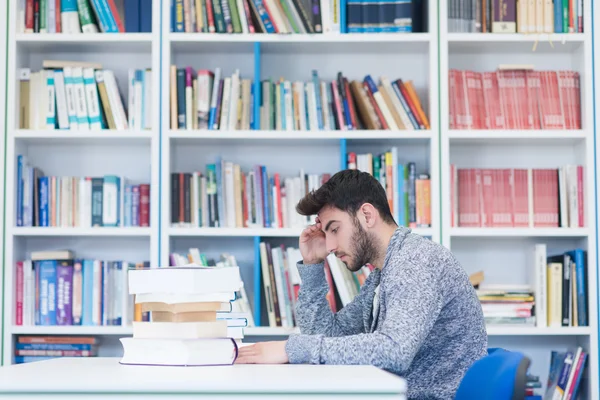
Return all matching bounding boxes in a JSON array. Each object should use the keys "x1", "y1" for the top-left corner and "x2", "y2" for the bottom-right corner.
[{"x1": 0, "y1": 357, "x2": 407, "y2": 399}]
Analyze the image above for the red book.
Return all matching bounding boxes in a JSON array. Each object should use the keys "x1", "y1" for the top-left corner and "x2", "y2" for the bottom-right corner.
[{"x1": 139, "y1": 184, "x2": 150, "y2": 227}]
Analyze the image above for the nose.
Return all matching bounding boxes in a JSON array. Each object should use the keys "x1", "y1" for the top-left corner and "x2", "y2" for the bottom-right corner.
[{"x1": 326, "y1": 234, "x2": 337, "y2": 255}]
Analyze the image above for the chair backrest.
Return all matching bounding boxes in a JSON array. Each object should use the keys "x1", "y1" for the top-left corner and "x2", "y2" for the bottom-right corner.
[{"x1": 455, "y1": 348, "x2": 531, "y2": 400}]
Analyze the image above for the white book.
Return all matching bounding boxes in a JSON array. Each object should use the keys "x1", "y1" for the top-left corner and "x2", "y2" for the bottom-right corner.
[
  {"x1": 53, "y1": 70, "x2": 70, "y2": 130},
  {"x1": 102, "y1": 70, "x2": 129, "y2": 130},
  {"x1": 61, "y1": 6, "x2": 82, "y2": 33},
  {"x1": 219, "y1": 77, "x2": 231, "y2": 130},
  {"x1": 128, "y1": 264, "x2": 243, "y2": 295},
  {"x1": 228, "y1": 70, "x2": 240, "y2": 130},
  {"x1": 532, "y1": 243, "x2": 547, "y2": 327},
  {"x1": 62, "y1": 67, "x2": 79, "y2": 130},
  {"x1": 284, "y1": 81, "x2": 293, "y2": 130},
  {"x1": 134, "y1": 72, "x2": 144, "y2": 131},
  {"x1": 224, "y1": 162, "x2": 236, "y2": 228},
  {"x1": 38, "y1": 70, "x2": 49, "y2": 130},
  {"x1": 102, "y1": 178, "x2": 119, "y2": 226},
  {"x1": 72, "y1": 67, "x2": 90, "y2": 130},
  {"x1": 383, "y1": 77, "x2": 413, "y2": 130},
  {"x1": 128, "y1": 70, "x2": 136, "y2": 129},
  {"x1": 143, "y1": 69, "x2": 152, "y2": 129},
  {"x1": 45, "y1": 70, "x2": 56, "y2": 130},
  {"x1": 83, "y1": 68, "x2": 103, "y2": 130}
]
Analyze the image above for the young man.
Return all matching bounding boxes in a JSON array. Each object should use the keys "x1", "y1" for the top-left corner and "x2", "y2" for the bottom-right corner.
[{"x1": 236, "y1": 169, "x2": 488, "y2": 400}]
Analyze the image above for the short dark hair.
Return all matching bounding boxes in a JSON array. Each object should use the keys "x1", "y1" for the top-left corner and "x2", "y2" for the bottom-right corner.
[{"x1": 296, "y1": 169, "x2": 396, "y2": 225}]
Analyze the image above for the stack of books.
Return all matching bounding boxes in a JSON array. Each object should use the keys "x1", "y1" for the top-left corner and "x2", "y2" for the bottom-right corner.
[{"x1": 119, "y1": 263, "x2": 246, "y2": 366}]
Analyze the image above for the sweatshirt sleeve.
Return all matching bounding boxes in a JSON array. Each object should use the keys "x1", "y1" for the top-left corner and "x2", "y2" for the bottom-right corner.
[
  {"x1": 293, "y1": 261, "x2": 369, "y2": 337},
  {"x1": 285, "y1": 258, "x2": 444, "y2": 373}
]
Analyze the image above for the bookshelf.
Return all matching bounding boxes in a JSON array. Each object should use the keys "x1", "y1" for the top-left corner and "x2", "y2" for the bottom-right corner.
[
  {"x1": 1, "y1": 0, "x2": 162, "y2": 365},
  {"x1": 441, "y1": 1, "x2": 597, "y2": 398},
  {"x1": 0, "y1": 0, "x2": 597, "y2": 398},
  {"x1": 0, "y1": 0, "x2": 7, "y2": 367}
]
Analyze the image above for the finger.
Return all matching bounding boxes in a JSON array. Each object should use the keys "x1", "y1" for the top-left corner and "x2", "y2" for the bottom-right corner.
[
  {"x1": 237, "y1": 346, "x2": 257, "y2": 355},
  {"x1": 235, "y1": 355, "x2": 258, "y2": 364}
]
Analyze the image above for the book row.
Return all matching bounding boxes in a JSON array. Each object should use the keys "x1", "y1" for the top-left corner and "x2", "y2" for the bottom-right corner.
[
  {"x1": 449, "y1": 68, "x2": 581, "y2": 131},
  {"x1": 450, "y1": 165, "x2": 585, "y2": 228},
  {"x1": 475, "y1": 284, "x2": 535, "y2": 326},
  {"x1": 170, "y1": 0, "x2": 425, "y2": 34},
  {"x1": 13, "y1": 250, "x2": 148, "y2": 327},
  {"x1": 543, "y1": 347, "x2": 587, "y2": 399},
  {"x1": 475, "y1": 244, "x2": 589, "y2": 329},
  {"x1": 19, "y1": 63, "x2": 152, "y2": 131},
  {"x1": 347, "y1": 151, "x2": 431, "y2": 228},
  {"x1": 170, "y1": 162, "x2": 327, "y2": 229},
  {"x1": 169, "y1": 153, "x2": 428, "y2": 230},
  {"x1": 12, "y1": 336, "x2": 99, "y2": 364},
  {"x1": 17, "y1": 0, "x2": 152, "y2": 34},
  {"x1": 170, "y1": 67, "x2": 429, "y2": 132},
  {"x1": 448, "y1": 0, "x2": 584, "y2": 34},
  {"x1": 16, "y1": 155, "x2": 151, "y2": 228}
]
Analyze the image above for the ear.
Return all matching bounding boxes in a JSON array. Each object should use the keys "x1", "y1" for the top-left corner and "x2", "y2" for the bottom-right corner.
[{"x1": 358, "y1": 203, "x2": 378, "y2": 228}]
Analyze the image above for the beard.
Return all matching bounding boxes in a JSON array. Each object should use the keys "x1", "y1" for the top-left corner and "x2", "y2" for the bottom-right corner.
[{"x1": 341, "y1": 218, "x2": 379, "y2": 272}]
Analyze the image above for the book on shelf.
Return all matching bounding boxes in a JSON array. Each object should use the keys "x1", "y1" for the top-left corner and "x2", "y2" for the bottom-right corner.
[
  {"x1": 120, "y1": 263, "x2": 245, "y2": 366},
  {"x1": 170, "y1": 66, "x2": 429, "y2": 131},
  {"x1": 449, "y1": 165, "x2": 584, "y2": 228},
  {"x1": 473, "y1": 244, "x2": 588, "y2": 329},
  {"x1": 168, "y1": 251, "x2": 255, "y2": 327},
  {"x1": 13, "y1": 249, "x2": 149, "y2": 327},
  {"x1": 19, "y1": 64, "x2": 152, "y2": 131},
  {"x1": 17, "y1": 0, "x2": 152, "y2": 34},
  {"x1": 13, "y1": 335, "x2": 99, "y2": 364},
  {"x1": 348, "y1": 150, "x2": 430, "y2": 229},
  {"x1": 449, "y1": 68, "x2": 581, "y2": 131},
  {"x1": 448, "y1": 0, "x2": 583, "y2": 34},
  {"x1": 171, "y1": 0, "x2": 427, "y2": 34},
  {"x1": 475, "y1": 284, "x2": 536, "y2": 326},
  {"x1": 256, "y1": 242, "x2": 372, "y2": 328},
  {"x1": 16, "y1": 155, "x2": 150, "y2": 228},
  {"x1": 543, "y1": 347, "x2": 587, "y2": 399},
  {"x1": 171, "y1": 159, "x2": 330, "y2": 229}
]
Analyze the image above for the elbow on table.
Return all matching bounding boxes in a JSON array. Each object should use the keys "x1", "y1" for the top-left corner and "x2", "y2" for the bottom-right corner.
[{"x1": 369, "y1": 334, "x2": 414, "y2": 374}]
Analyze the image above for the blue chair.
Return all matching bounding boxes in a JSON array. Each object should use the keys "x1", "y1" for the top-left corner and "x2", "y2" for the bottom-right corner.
[{"x1": 455, "y1": 348, "x2": 531, "y2": 400}]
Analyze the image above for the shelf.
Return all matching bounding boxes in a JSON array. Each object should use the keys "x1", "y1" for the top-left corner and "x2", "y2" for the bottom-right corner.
[
  {"x1": 447, "y1": 130, "x2": 588, "y2": 145},
  {"x1": 169, "y1": 33, "x2": 432, "y2": 43},
  {"x1": 447, "y1": 33, "x2": 586, "y2": 43},
  {"x1": 486, "y1": 326, "x2": 592, "y2": 336},
  {"x1": 450, "y1": 227, "x2": 589, "y2": 238},
  {"x1": 169, "y1": 33, "x2": 431, "y2": 53},
  {"x1": 447, "y1": 33, "x2": 585, "y2": 53},
  {"x1": 13, "y1": 130, "x2": 153, "y2": 145},
  {"x1": 168, "y1": 129, "x2": 432, "y2": 145},
  {"x1": 15, "y1": 33, "x2": 153, "y2": 52},
  {"x1": 168, "y1": 227, "x2": 434, "y2": 238},
  {"x1": 10, "y1": 325, "x2": 134, "y2": 336},
  {"x1": 12, "y1": 325, "x2": 588, "y2": 337},
  {"x1": 11, "y1": 227, "x2": 152, "y2": 237},
  {"x1": 9, "y1": 326, "x2": 299, "y2": 337}
]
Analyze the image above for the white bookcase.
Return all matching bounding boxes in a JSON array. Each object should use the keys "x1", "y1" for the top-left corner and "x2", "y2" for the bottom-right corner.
[
  {"x1": 1, "y1": 0, "x2": 598, "y2": 397},
  {"x1": 440, "y1": 1, "x2": 597, "y2": 398}
]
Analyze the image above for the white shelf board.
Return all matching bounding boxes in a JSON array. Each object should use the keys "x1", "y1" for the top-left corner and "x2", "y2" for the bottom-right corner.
[
  {"x1": 447, "y1": 129, "x2": 588, "y2": 144},
  {"x1": 450, "y1": 227, "x2": 590, "y2": 238},
  {"x1": 13, "y1": 130, "x2": 153, "y2": 145},
  {"x1": 168, "y1": 227, "x2": 434, "y2": 237},
  {"x1": 169, "y1": 33, "x2": 431, "y2": 54},
  {"x1": 11, "y1": 227, "x2": 152, "y2": 237},
  {"x1": 486, "y1": 326, "x2": 592, "y2": 336},
  {"x1": 447, "y1": 33, "x2": 586, "y2": 43},
  {"x1": 168, "y1": 129, "x2": 432, "y2": 142},
  {"x1": 15, "y1": 33, "x2": 153, "y2": 52},
  {"x1": 10, "y1": 325, "x2": 134, "y2": 336},
  {"x1": 447, "y1": 33, "x2": 585, "y2": 53},
  {"x1": 169, "y1": 33, "x2": 432, "y2": 43},
  {"x1": 9, "y1": 326, "x2": 300, "y2": 337}
]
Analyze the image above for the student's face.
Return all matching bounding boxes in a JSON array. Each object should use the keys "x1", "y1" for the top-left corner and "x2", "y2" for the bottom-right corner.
[{"x1": 318, "y1": 206, "x2": 378, "y2": 272}]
